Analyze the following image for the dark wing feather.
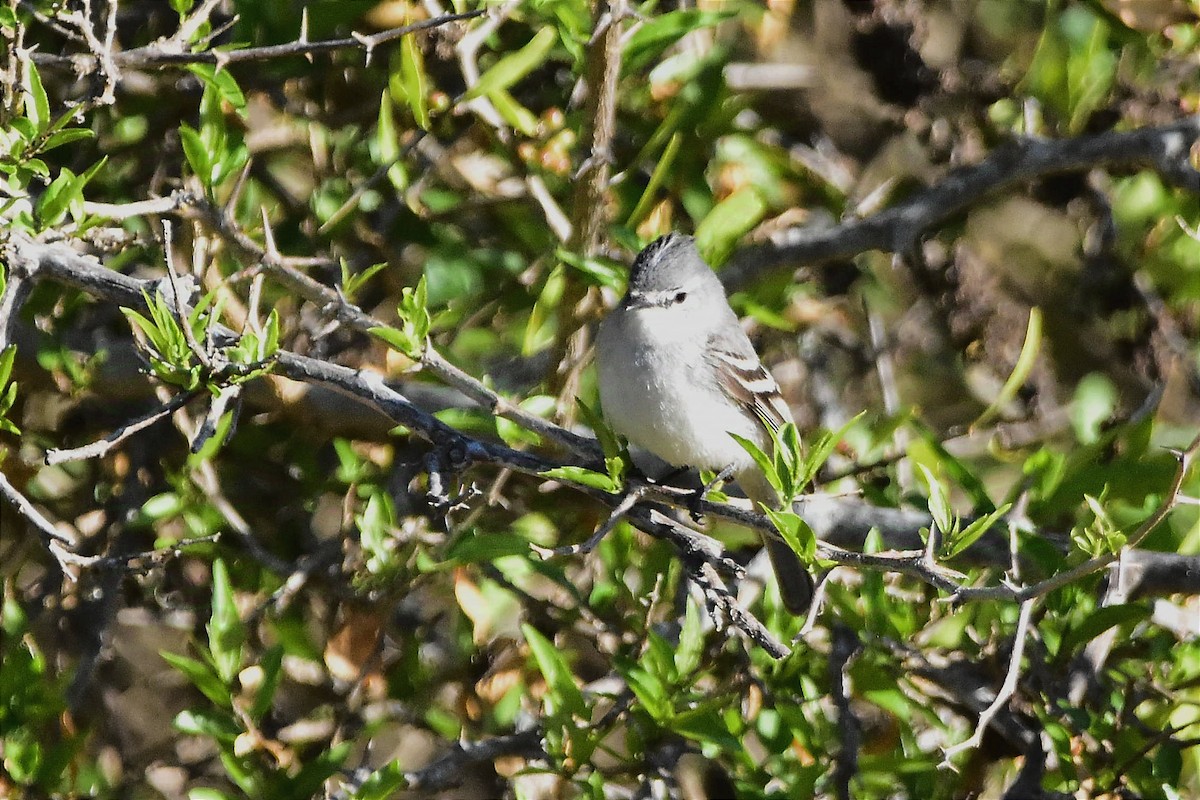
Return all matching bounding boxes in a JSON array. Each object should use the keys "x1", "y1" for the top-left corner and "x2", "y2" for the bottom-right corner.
[{"x1": 704, "y1": 327, "x2": 792, "y2": 435}]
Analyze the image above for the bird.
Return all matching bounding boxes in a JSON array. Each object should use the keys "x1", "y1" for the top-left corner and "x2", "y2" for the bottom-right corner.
[{"x1": 594, "y1": 233, "x2": 814, "y2": 614}]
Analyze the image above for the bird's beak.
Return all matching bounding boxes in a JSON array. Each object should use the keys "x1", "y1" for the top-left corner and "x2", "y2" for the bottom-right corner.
[{"x1": 624, "y1": 290, "x2": 656, "y2": 310}]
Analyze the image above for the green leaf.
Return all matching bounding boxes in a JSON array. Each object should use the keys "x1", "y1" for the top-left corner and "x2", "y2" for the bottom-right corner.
[
  {"x1": 342, "y1": 261, "x2": 387, "y2": 301},
  {"x1": 522, "y1": 623, "x2": 585, "y2": 718},
  {"x1": 187, "y1": 64, "x2": 246, "y2": 113},
  {"x1": 1056, "y1": 603, "x2": 1150, "y2": 660},
  {"x1": 445, "y1": 531, "x2": 532, "y2": 565},
  {"x1": 188, "y1": 789, "x2": 235, "y2": 800},
  {"x1": 350, "y1": 760, "x2": 409, "y2": 800},
  {"x1": 765, "y1": 508, "x2": 816, "y2": 561},
  {"x1": 161, "y1": 650, "x2": 231, "y2": 706},
  {"x1": 671, "y1": 706, "x2": 742, "y2": 752},
  {"x1": 730, "y1": 432, "x2": 781, "y2": 499},
  {"x1": 207, "y1": 559, "x2": 244, "y2": 683},
  {"x1": 974, "y1": 306, "x2": 1042, "y2": 429},
  {"x1": 464, "y1": 26, "x2": 557, "y2": 101},
  {"x1": 694, "y1": 186, "x2": 767, "y2": 267},
  {"x1": 624, "y1": 10, "x2": 733, "y2": 73},
  {"x1": 399, "y1": 30, "x2": 430, "y2": 130},
  {"x1": 376, "y1": 90, "x2": 408, "y2": 192},
  {"x1": 22, "y1": 61, "x2": 50, "y2": 133},
  {"x1": 576, "y1": 397, "x2": 623, "y2": 461},
  {"x1": 36, "y1": 169, "x2": 79, "y2": 227},
  {"x1": 248, "y1": 645, "x2": 283, "y2": 721},
  {"x1": 798, "y1": 413, "x2": 863, "y2": 491},
  {"x1": 941, "y1": 503, "x2": 1012, "y2": 560},
  {"x1": 674, "y1": 596, "x2": 705, "y2": 677},
  {"x1": 374, "y1": 275, "x2": 431, "y2": 359},
  {"x1": 627, "y1": 131, "x2": 682, "y2": 227},
  {"x1": 179, "y1": 124, "x2": 211, "y2": 185},
  {"x1": 41, "y1": 128, "x2": 94, "y2": 151},
  {"x1": 289, "y1": 741, "x2": 352, "y2": 796},
  {"x1": 368, "y1": 325, "x2": 417, "y2": 356},
  {"x1": 540, "y1": 465, "x2": 618, "y2": 493},
  {"x1": 1071, "y1": 372, "x2": 1117, "y2": 445},
  {"x1": 916, "y1": 463, "x2": 955, "y2": 536},
  {"x1": 173, "y1": 707, "x2": 240, "y2": 741},
  {"x1": 623, "y1": 663, "x2": 669, "y2": 721},
  {"x1": 0, "y1": 345, "x2": 17, "y2": 398},
  {"x1": 489, "y1": 88, "x2": 539, "y2": 136}
]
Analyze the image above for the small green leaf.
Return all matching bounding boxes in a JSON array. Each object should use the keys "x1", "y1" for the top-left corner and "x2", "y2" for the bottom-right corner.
[
  {"x1": 36, "y1": 169, "x2": 79, "y2": 227},
  {"x1": 489, "y1": 88, "x2": 539, "y2": 136},
  {"x1": 974, "y1": 306, "x2": 1042, "y2": 429},
  {"x1": 941, "y1": 503, "x2": 1012, "y2": 560},
  {"x1": 22, "y1": 61, "x2": 50, "y2": 133},
  {"x1": 141, "y1": 492, "x2": 185, "y2": 521},
  {"x1": 627, "y1": 132, "x2": 683, "y2": 227},
  {"x1": 369, "y1": 325, "x2": 420, "y2": 359},
  {"x1": 179, "y1": 124, "x2": 211, "y2": 185},
  {"x1": 540, "y1": 465, "x2": 618, "y2": 493},
  {"x1": 694, "y1": 186, "x2": 767, "y2": 267},
  {"x1": 187, "y1": 64, "x2": 246, "y2": 113},
  {"x1": 798, "y1": 413, "x2": 863, "y2": 490},
  {"x1": 399, "y1": 30, "x2": 430, "y2": 130},
  {"x1": 207, "y1": 559, "x2": 244, "y2": 683},
  {"x1": 730, "y1": 432, "x2": 781, "y2": 499},
  {"x1": 0, "y1": 345, "x2": 16, "y2": 394},
  {"x1": 522, "y1": 624, "x2": 585, "y2": 718},
  {"x1": 350, "y1": 760, "x2": 409, "y2": 800},
  {"x1": 1056, "y1": 604, "x2": 1150, "y2": 660},
  {"x1": 1071, "y1": 372, "x2": 1117, "y2": 445},
  {"x1": 41, "y1": 128, "x2": 94, "y2": 151},
  {"x1": 376, "y1": 91, "x2": 407, "y2": 192},
  {"x1": 342, "y1": 261, "x2": 387, "y2": 301},
  {"x1": 623, "y1": 10, "x2": 733, "y2": 73},
  {"x1": 464, "y1": 27, "x2": 557, "y2": 101},
  {"x1": 916, "y1": 463, "x2": 955, "y2": 536},
  {"x1": 248, "y1": 645, "x2": 284, "y2": 721},
  {"x1": 173, "y1": 707, "x2": 239, "y2": 741},
  {"x1": 444, "y1": 532, "x2": 532, "y2": 565},
  {"x1": 674, "y1": 596, "x2": 705, "y2": 677},
  {"x1": 188, "y1": 789, "x2": 235, "y2": 800},
  {"x1": 160, "y1": 650, "x2": 231, "y2": 706},
  {"x1": 765, "y1": 509, "x2": 816, "y2": 561},
  {"x1": 576, "y1": 397, "x2": 623, "y2": 461}
]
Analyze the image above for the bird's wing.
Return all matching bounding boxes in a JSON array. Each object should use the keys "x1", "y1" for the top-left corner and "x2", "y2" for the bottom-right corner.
[{"x1": 704, "y1": 326, "x2": 793, "y2": 435}]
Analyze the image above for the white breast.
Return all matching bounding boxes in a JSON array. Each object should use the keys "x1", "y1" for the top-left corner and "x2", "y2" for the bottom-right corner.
[{"x1": 595, "y1": 307, "x2": 763, "y2": 473}]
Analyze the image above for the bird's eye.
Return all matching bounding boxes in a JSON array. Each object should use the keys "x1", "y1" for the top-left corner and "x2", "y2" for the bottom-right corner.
[{"x1": 673, "y1": 291, "x2": 687, "y2": 304}]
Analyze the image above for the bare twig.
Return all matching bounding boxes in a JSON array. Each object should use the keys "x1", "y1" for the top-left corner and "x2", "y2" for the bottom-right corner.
[
  {"x1": 723, "y1": 119, "x2": 1200, "y2": 291},
  {"x1": 44, "y1": 388, "x2": 201, "y2": 464},
  {"x1": 533, "y1": 482, "x2": 649, "y2": 558},
  {"x1": 32, "y1": 10, "x2": 485, "y2": 71},
  {"x1": 941, "y1": 598, "x2": 1036, "y2": 765}
]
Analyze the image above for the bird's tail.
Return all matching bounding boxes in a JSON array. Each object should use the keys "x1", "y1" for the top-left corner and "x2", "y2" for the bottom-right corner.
[
  {"x1": 762, "y1": 531, "x2": 815, "y2": 615},
  {"x1": 739, "y1": 468, "x2": 815, "y2": 615}
]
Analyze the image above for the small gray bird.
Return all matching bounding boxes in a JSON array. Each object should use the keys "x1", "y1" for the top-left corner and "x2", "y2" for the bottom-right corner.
[{"x1": 595, "y1": 233, "x2": 814, "y2": 614}]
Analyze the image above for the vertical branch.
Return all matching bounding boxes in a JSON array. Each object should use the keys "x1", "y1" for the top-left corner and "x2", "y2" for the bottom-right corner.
[{"x1": 551, "y1": 0, "x2": 626, "y2": 418}]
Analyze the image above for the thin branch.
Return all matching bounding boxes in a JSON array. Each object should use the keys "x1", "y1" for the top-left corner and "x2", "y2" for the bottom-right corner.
[
  {"x1": 533, "y1": 482, "x2": 648, "y2": 558},
  {"x1": 44, "y1": 388, "x2": 201, "y2": 465},
  {"x1": 723, "y1": 119, "x2": 1200, "y2": 291},
  {"x1": 32, "y1": 10, "x2": 485, "y2": 71},
  {"x1": 941, "y1": 598, "x2": 1036, "y2": 765}
]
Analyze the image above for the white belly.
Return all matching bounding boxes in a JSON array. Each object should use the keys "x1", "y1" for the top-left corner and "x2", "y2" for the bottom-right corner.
[{"x1": 595, "y1": 320, "x2": 763, "y2": 473}]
